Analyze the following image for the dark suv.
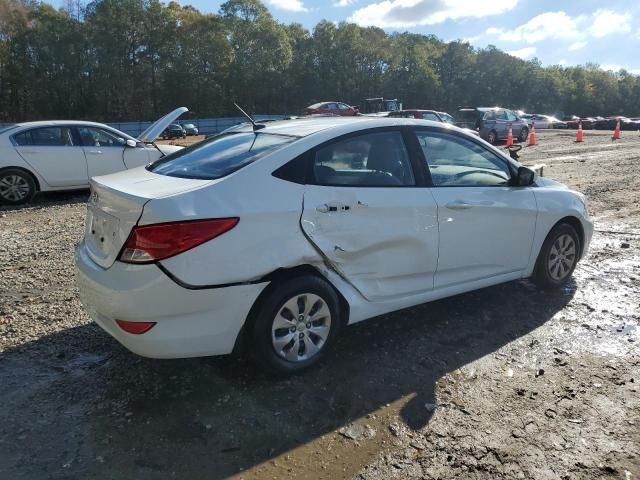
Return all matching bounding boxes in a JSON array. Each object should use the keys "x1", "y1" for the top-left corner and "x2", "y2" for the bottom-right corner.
[
  {"x1": 161, "y1": 124, "x2": 187, "y2": 140},
  {"x1": 456, "y1": 107, "x2": 529, "y2": 144}
]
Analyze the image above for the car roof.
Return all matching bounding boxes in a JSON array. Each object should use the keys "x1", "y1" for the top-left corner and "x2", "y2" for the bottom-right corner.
[
  {"x1": 13, "y1": 120, "x2": 112, "y2": 128},
  {"x1": 227, "y1": 116, "x2": 468, "y2": 138}
]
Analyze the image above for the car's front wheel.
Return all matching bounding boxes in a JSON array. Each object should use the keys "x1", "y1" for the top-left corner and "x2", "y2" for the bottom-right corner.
[
  {"x1": 0, "y1": 168, "x2": 36, "y2": 205},
  {"x1": 249, "y1": 276, "x2": 341, "y2": 375},
  {"x1": 533, "y1": 223, "x2": 580, "y2": 288}
]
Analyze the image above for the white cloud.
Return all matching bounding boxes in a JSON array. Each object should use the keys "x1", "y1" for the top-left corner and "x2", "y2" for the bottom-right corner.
[
  {"x1": 333, "y1": 0, "x2": 356, "y2": 6},
  {"x1": 558, "y1": 59, "x2": 568, "y2": 65},
  {"x1": 589, "y1": 9, "x2": 631, "y2": 38},
  {"x1": 507, "y1": 47, "x2": 537, "y2": 59},
  {"x1": 600, "y1": 63, "x2": 622, "y2": 72},
  {"x1": 485, "y1": 9, "x2": 633, "y2": 46},
  {"x1": 266, "y1": 0, "x2": 308, "y2": 12},
  {"x1": 568, "y1": 41, "x2": 588, "y2": 51},
  {"x1": 487, "y1": 11, "x2": 586, "y2": 44},
  {"x1": 349, "y1": 0, "x2": 520, "y2": 28}
]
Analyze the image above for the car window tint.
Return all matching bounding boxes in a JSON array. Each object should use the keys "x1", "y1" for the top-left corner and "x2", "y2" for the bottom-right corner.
[
  {"x1": 338, "y1": 103, "x2": 350, "y2": 110},
  {"x1": 78, "y1": 127, "x2": 126, "y2": 147},
  {"x1": 506, "y1": 111, "x2": 518, "y2": 122},
  {"x1": 416, "y1": 130, "x2": 511, "y2": 187},
  {"x1": 14, "y1": 127, "x2": 73, "y2": 146},
  {"x1": 149, "y1": 132, "x2": 297, "y2": 180},
  {"x1": 326, "y1": 103, "x2": 338, "y2": 110},
  {"x1": 312, "y1": 131, "x2": 415, "y2": 187},
  {"x1": 496, "y1": 110, "x2": 507, "y2": 120},
  {"x1": 423, "y1": 113, "x2": 440, "y2": 121},
  {"x1": 483, "y1": 111, "x2": 496, "y2": 121}
]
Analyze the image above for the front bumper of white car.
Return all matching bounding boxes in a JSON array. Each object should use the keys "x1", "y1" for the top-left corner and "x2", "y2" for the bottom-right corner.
[{"x1": 74, "y1": 243, "x2": 268, "y2": 358}]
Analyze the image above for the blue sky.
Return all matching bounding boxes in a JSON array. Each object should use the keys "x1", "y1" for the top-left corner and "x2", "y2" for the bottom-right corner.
[{"x1": 55, "y1": 0, "x2": 640, "y2": 72}]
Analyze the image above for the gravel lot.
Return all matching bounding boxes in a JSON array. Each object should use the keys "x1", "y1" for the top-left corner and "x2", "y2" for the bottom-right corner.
[{"x1": 1, "y1": 130, "x2": 638, "y2": 479}]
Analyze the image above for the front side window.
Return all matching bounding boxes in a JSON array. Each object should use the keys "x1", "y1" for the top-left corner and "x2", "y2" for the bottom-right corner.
[
  {"x1": 338, "y1": 103, "x2": 350, "y2": 111},
  {"x1": 78, "y1": 127, "x2": 126, "y2": 147},
  {"x1": 483, "y1": 111, "x2": 496, "y2": 121},
  {"x1": 326, "y1": 103, "x2": 339, "y2": 110},
  {"x1": 312, "y1": 131, "x2": 415, "y2": 187},
  {"x1": 14, "y1": 127, "x2": 73, "y2": 146},
  {"x1": 422, "y1": 112, "x2": 440, "y2": 121},
  {"x1": 149, "y1": 132, "x2": 297, "y2": 180},
  {"x1": 506, "y1": 111, "x2": 518, "y2": 122},
  {"x1": 415, "y1": 130, "x2": 511, "y2": 187},
  {"x1": 496, "y1": 110, "x2": 508, "y2": 120}
]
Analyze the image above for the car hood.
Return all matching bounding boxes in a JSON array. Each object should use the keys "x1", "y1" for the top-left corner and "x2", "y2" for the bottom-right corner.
[
  {"x1": 137, "y1": 107, "x2": 189, "y2": 143},
  {"x1": 535, "y1": 176, "x2": 567, "y2": 189},
  {"x1": 155, "y1": 144, "x2": 183, "y2": 155}
]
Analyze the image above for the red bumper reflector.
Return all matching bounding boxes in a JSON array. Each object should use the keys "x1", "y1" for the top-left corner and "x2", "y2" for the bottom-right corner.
[{"x1": 116, "y1": 320, "x2": 156, "y2": 334}]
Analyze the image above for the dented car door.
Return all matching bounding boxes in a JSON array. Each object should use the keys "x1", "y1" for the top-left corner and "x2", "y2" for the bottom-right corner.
[{"x1": 300, "y1": 128, "x2": 439, "y2": 301}]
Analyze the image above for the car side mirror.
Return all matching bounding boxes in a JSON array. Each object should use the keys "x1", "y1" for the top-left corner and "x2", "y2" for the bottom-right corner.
[
  {"x1": 515, "y1": 166, "x2": 535, "y2": 186},
  {"x1": 126, "y1": 139, "x2": 137, "y2": 148}
]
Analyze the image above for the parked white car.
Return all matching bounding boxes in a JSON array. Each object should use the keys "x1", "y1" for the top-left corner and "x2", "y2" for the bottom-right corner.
[
  {"x1": 0, "y1": 107, "x2": 188, "y2": 205},
  {"x1": 75, "y1": 116, "x2": 593, "y2": 375},
  {"x1": 521, "y1": 114, "x2": 568, "y2": 129}
]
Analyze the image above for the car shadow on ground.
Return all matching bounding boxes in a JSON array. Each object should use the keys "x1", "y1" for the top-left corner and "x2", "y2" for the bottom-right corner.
[
  {"x1": 0, "y1": 279, "x2": 575, "y2": 479},
  {"x1": 0, "y1": 190, "x2": 89, "y2": 212}
]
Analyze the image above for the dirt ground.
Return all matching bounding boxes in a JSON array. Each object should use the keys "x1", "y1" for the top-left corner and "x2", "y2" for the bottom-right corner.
[{"x1": 1, "y1": 130, "x2": 638, "y2": 480}]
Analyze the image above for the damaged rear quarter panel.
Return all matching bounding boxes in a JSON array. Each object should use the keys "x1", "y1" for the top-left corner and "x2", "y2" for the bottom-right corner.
[{"x1": 144, "y1": 166, "x2": 325, "y2": 287}]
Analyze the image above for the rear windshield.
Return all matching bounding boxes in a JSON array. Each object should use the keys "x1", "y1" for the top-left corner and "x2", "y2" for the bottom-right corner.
[
  {"x1": 148, "y1": 132, "x2": 297, "y2": 180},
  {"x1": 458, "y1": 110, "x2": 481, "y2": 121}
]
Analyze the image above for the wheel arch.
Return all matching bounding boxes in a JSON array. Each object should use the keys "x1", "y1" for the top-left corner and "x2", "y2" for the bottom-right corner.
[
  {"x1": 232, "y1": 264, "x2": 350, "y2": 355},
  {"x1": 0, "y1": 165, "x2": 40, "y2": 192},
  {"x1": 551, "y1": 216, "x2": 585, "y2": 258}
]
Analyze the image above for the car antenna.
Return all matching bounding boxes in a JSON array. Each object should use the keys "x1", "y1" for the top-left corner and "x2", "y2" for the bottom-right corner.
[{"x1": 233, "y1": 102, "x2": 265, "y2": 131}]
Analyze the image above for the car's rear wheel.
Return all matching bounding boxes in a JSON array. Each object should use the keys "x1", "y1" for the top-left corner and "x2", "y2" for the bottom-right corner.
[
  {"x1": 519, "y1": 127, "x2": 529, "y2": 142},
  {"x1": 487, "y1": 129, "x2": 498, "y2": 144},
  {"x1": 0, "y1": 168, "x2": 36, "y2": 205},
  {"x1": 533, "y1": 223, "x2": 580, "y2": 288},
  {"x1": 249, "y1": 276, "x2": 341, "y2": 375}
]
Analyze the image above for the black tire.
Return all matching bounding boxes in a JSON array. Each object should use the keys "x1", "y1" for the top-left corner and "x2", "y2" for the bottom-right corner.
[
  {"x1": 0, "y1": 168, "x2": 36, "y2": 205},
  {"x1": 519, "y1": 127, "x2": 529, "y2": 142},
  {"x1": 487, "y1": 129, "x2": 498, "y2": 144},
  {"x1": 533, "y1": 223, "x2": 581, "y2": 289},
  {"x1": 248, "y1": 275, "x2": 342, "y2": 375}
]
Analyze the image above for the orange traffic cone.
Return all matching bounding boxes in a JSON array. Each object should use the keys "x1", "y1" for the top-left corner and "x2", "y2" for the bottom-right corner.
[
  {"x1": 575, "y1": 122, "x2": 583, "y2": 143},
  {"x1": 528, "y1": 121, "x2": 536, "y2": 146},
  {"x1": 506, "y1": 123, "x2": 514, "y2": 146},
  {"x1": 612, "y1": 119, "x2": 621, "y2": 140}
]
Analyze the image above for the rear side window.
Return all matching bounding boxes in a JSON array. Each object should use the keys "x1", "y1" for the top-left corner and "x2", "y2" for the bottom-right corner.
[
  {"x1": 148, "y1": 132, "x2": 297, "y2": 180},
  {"x1": 312, "y1": 131, "x2": 415, "y2": 187},
  {"x1": 13, "y1": 127, "x2": 73, "y2": 146}
]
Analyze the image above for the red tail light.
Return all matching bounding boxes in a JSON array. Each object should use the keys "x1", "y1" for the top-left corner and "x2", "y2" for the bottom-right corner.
[
  {"x1": 119, "y1": 218, "x2": 239, "y2": 264},
  {"x1": 116, "y1": 320, "x2": 156, "y2": 334}
]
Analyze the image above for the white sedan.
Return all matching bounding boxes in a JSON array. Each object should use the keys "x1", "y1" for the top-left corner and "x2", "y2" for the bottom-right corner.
[
  {"x1": 0, "y1": 107, "x2": 187, "y2": 205},
  {"x1": 521, "y1": 114, "x2": 568, "y2": 129},
  {"x1": 75, "y1": 116, "x2": 593, "y2": 375}
]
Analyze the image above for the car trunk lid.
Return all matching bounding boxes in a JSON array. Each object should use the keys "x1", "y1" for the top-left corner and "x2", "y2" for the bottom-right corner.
[{"x1": 83, "y1": 167, "x2": 210, "y2": 269}]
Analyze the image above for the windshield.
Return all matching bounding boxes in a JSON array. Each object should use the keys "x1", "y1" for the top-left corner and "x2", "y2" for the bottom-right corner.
[
  {"x1": 439, "y1": 113, "x2": 455, "y2": 124},
  {"x1": 148, "y1": 132, "x2": 298, "y2": 180},
  {"x1": 182, "y1": 123, "x2": 195, "y2": 128}
]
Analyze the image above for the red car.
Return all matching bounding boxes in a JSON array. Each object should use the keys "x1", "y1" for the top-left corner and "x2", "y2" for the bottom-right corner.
[{"x1": 305, "y1": 102, "x2": 359, "y2": 116}]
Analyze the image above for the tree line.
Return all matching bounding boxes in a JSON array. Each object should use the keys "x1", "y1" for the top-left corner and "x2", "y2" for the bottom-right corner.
[{"x1": 1, "y1": 0, "x2": 639, "y2": 123}]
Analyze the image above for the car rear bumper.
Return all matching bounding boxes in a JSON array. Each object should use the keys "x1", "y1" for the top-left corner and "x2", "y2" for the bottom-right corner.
[{"x1": 74, "y1": 243, "x2": 268, "y2": 358}]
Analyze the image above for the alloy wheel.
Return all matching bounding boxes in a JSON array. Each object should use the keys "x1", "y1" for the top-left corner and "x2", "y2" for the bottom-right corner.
[
  {"x1": 271, "y1": 293, "x2": 332, "y2": 362},
  {"x1": 547, "y1": 234, "x2": 576, "y2": 281},
  {"x1": 0, "y1": 174, "x2": 30, "y2": 202}
]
